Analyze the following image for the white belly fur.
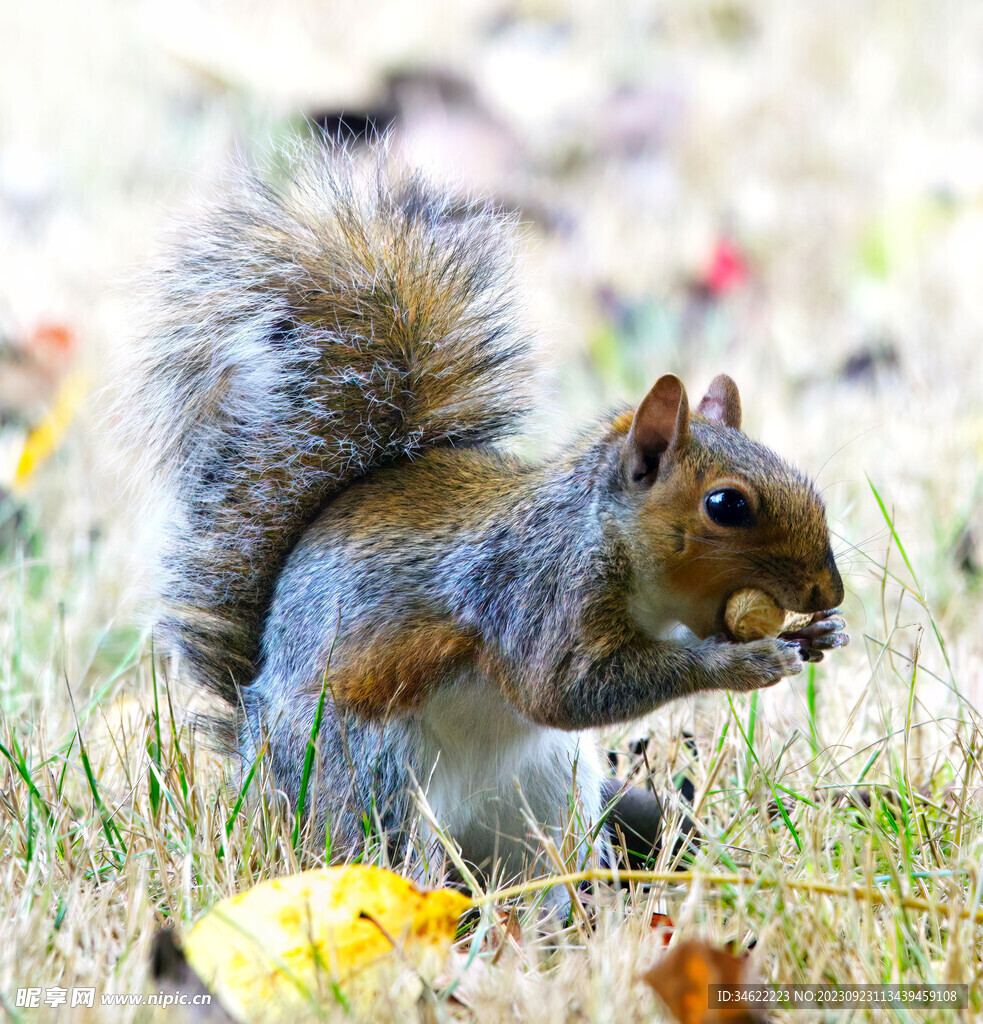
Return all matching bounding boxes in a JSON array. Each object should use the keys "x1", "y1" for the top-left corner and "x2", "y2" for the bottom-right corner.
[{"x1": 416, "y1": 674, "x2": 604, "y2": 881}]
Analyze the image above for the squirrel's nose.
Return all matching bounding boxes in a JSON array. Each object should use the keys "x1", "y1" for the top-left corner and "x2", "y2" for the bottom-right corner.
[{"x1": 803, "y1": 549, "x2": 844, "y2": 612}]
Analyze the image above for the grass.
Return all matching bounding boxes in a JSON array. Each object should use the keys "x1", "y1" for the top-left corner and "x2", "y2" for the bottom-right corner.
[{"x1": 0, "y1": 479, "x2": 980, "y2": 1021}]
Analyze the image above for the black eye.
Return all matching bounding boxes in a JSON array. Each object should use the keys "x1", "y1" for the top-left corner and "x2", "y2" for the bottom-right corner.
[{"x1": 704, "y1": 488, "x2": 753, "y2": 527}]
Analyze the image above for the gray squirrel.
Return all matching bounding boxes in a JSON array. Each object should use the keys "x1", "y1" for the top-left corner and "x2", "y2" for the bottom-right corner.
[{"x1": 126, "y1": 141, "x2": 847, "y2": 890}]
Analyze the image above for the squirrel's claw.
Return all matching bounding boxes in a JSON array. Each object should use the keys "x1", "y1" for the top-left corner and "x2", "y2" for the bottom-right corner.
[
  {"x1": 782, "y1": 614, "x2": 845, "y2": 640},
  {"x1": 781, "y1": 611, "x2": 849, "y2": 662}
]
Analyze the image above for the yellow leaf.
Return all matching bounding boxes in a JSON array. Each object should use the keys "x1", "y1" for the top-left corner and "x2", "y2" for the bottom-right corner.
[
  {"x1": 12, "y1": 372, "x2": 87, "y2": 490},
  {"x1": 183, "y1": 865, "x2": 472, "y2": 1022}
]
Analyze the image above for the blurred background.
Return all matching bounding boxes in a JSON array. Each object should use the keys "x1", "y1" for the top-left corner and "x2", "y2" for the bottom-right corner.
[{"x1": 1, "y1": 0, "x2": 981, "y2": 742}]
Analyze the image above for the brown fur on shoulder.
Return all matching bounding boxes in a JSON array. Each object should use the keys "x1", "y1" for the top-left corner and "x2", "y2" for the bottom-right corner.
[{"x1": 323, "y1": 621, "x2": 485, "y2": 716}]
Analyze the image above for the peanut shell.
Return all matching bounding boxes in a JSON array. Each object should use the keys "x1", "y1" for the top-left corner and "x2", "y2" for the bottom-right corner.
[{"x1": 724, "y1": 588, "x2": 814, "y2": 642}]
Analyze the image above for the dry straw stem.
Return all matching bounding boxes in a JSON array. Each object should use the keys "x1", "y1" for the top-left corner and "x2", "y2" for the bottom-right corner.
[{"x1": 478, "y1": 869, "x2": 983, "y2": 926}]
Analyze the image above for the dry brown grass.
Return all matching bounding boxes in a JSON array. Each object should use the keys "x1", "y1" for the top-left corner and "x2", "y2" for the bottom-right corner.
[{"x1": 1, "y1": 1, "x2": 982, "y2": 1020}]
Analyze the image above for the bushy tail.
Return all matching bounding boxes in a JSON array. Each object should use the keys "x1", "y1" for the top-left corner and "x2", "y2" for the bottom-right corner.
[{"x1": 126, "y1": 142, "x2": 533, "y2": 705}]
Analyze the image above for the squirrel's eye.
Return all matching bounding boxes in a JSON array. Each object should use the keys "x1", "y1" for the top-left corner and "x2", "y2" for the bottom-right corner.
[{"x1": 704, "y1": 488, "x2": 753, "y2": 527}]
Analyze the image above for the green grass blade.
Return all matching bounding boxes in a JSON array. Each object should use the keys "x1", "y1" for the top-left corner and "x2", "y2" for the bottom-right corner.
[{"x1": 728, "y1": 694, "x2": 802, "y2": 851}]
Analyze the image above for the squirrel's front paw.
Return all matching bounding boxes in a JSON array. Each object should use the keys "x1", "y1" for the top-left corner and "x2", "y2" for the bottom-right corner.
[
  {"x1": 780, "y1": 609, "x2": 849, "y2": 664},
  {"x1": 721, "y1": 636, "x2": 803, "y2": 692}
]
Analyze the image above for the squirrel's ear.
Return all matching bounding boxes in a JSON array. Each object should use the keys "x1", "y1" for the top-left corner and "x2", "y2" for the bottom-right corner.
[
  {"x1": 625, "y1": 374, "x2": 689, "y2": 483},
  {"x1": 696, "y1": 374, "x2": 742, "y2": 430}
]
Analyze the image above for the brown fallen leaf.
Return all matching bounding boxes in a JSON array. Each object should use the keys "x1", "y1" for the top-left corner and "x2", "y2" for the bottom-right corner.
[
  {"x1": 489, "y1": 906, "x2": 523, "y2": 965},
  {"x1": 641, "y1": 938, "x2": 767, "y2": 1024}
]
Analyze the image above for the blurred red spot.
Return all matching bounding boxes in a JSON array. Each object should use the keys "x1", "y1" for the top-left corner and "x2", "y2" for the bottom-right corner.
[
  {"x1": 30, "y1": 322, "x2": 76, "y2": 357},
  {"x1": 703, "y1": 239, "x2": 748, "y2": 296},
  {"x1": 650, "y1": 912, "x2": 675, "y2": 946}
]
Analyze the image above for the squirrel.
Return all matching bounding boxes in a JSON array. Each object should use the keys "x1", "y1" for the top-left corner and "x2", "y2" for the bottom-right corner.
[{"x1": 126, "y1": 141, "x2": 847, "y2": 891}]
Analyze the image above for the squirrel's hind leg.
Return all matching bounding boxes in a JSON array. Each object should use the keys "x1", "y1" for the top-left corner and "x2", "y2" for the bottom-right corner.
[{"x1": 236, "y1": 694, "x2": 420, "y2": 862}]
